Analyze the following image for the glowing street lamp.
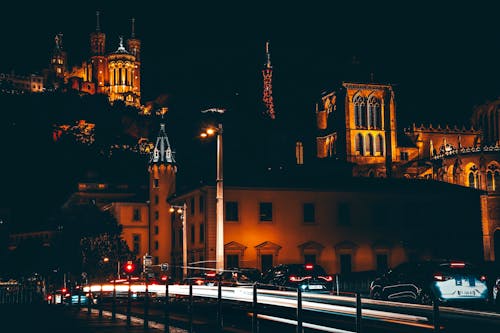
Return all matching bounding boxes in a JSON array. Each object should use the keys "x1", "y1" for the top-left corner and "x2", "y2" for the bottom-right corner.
[
  {"x1": 200, "y1": 113, "x2": 224, "y2": 273},
  {"x1": 169, "y1": 203, "x2": 187, "y2": 279}
]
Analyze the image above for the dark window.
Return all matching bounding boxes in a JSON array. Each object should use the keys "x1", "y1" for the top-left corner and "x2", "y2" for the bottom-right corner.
[
  {"x1": 133, "y1": 234, "x2": 140, "y2": 255},
  {"x1": 153, "y1": 179, "x2": 159, "y2": 188},
  {"x1": 303, "y1": 203, "x2": 315, "y2": 223},
  {"x1": 338, "y1": 203, "x2": 350, "y2": 225},
  {"x1": 190, "y1": 197, "x2": 195, "y2": 215},
  {"x1": 376, "y1": 254, "x2": 388, "y2": 272},
  {"x1": 400, "y1": 151, "x2": 409, "y2": 161},
  {"x1": 154, "y1": 257, "x2": 159, "y2": 265},
  {"x1": 199, "y1": 196, "x2": 204, "y2": 213},
  {"x1": 304, "y1": 254, "x2": 316, "y2": 264},
  {"x1": 227, "y1": 254, "x2": 239, "y2": 268},
  {"x1": 133, "y1": 208, "x2": 141, "y2": 221},
  {"x1": 261, "y1": 254, "x2": 273, "y2": 273},
  {"x1": 190, "y1": 225, "x2": 195, "y2": 244},
  {"x1": 226, "y1": 201, "x2": 239, "y2": 221},
  {"x1": 154, "y1": 241, "x2": 159, "y2": 250},
  {"x1": 154, "y1": 195, "x2": 159, "y2": 205},
  {"x1": 260, "y1": 202, "x2": 273, "y2": 221},
  {"x1": 199, "y1": 223, "x2": 204, "y2": 242},
  {"x1": 154, "y1": 211, "x2": 159, "y2": 220},
  {"x1": 154, "y1": 226, "x2": 159, "y2": 235},
  {"x1": 340, "y1": 254, "x2": 352, "y2": 274}
]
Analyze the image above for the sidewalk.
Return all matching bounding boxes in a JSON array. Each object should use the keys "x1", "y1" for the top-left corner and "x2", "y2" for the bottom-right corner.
[{"x1": 0, "y1": 304, "x2": 186, "y2": 333}]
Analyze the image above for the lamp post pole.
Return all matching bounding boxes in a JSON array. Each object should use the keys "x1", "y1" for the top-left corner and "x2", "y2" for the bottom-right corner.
[
  {"x1": 182, "y1": 203, "x2": 188, "y2": 280},
  {"x1": 216, "y1": 123, "x2": 224, "y2": 273}
]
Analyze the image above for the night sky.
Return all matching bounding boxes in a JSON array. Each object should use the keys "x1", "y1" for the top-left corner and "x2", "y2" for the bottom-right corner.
[
  {"x1": 2, "y1": 2, "x2": 500, "y2": 229},
  {"x1": 2, "y1": 2, "x2": 500, "y2": 126}
]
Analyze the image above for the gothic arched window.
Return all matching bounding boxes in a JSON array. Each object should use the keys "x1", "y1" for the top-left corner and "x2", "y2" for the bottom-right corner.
[
  {"x1": 468, "y1": 165, "x2": 479, "y2": 189},
  {"x1": 355, "y1": 133, "x2": 364, "y2": 155},
  {"x1": 353, "y1": 95, "x2": 366, "y2": 128},
  {"x1": 368, "y1": 96, "x2": 381, "y2": 129},
  {"x1": 487, "y1": 164, "x2": 500, "y2": 191},
  {"x1": 368, "y1": 134, "x2": 374, "y2": 156},
  {"x1": 376, "y1": 134, "x2": 384, "y2": 155}
]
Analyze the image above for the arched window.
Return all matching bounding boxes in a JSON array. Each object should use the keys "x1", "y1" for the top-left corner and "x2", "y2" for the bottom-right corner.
[
  {"x1": 487, "y1": 171, "x2": 494, "y2": 191},
  {"x1": 355, "y1": 133, "x2": 364, "y2": 155},
  {"x1": 374, "y1": 134, "x2": 384, "y2": 155},
  {"x1": 368, "y1": 134, "x2": 374, "y2": 156},
  {"x1": 352, "y1": 95, "x2": 365, "y2": 127},
  {"x1": 353, "y1": 95, "x2": 366, "y2": 128},
  {"x1": 368, "y1": 96, "x2": 381, "y2": 129},
  {"x1": 468, "y1": 165, "x2": 479, "y2": 189}
]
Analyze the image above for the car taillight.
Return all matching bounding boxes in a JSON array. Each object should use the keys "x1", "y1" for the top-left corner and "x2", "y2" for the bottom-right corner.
[
  {"x1": 289, "y1": 275, "x2": 312, "y2": 282},
  {"x1": 433, "y1": 273, "x2": 452, "y2": 281},
  {"x1": 450, "y1": 262, "x2": 465, "y2": 268},
  {"x1": 319, "y1": 275, "x2": 333, "y2": 282},
  {"x1": 305, "y1": 264, "x2": 314, "y2": 270},
  {"x1": 206, "y1": 272, "x2": 216, "y2": 278},
  {"x1": 195, "y1": 279, "x2": 204, "y2": 285},
  {"x1": 480, "y1": 275, "x2": 487, "y2": 282}
]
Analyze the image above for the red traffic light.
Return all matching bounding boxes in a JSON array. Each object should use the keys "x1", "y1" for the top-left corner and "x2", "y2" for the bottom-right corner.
[
  {"x1": 124, "y1": 261, "x2": 135, "y2": 274},
  {"x1": 61, "y1": 288, "x2": 67, "y2": 293}
]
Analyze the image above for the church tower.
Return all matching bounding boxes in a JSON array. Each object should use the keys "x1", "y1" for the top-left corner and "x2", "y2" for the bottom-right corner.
[
  {"x1": 126, "y1": 18, "x2": 141, "y2": 101},
  {"x1": 48, "y1": 33, "x2": 67, "y2": 88},
  {"x1": 148, "y1": 122, "x2": 177, "y2": 265},
  {"x1": 89, "y1": 11, "x2": 108, "y2": 94},
  {"x1": 316, "y1": 82, "x2": 398, "y2": 177}
]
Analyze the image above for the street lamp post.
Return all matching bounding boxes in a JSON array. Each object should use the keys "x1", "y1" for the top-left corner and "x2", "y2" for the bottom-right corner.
[
  {"x1": 169, "y1": 203, "x2": 187, "y2": 279},
  {"x1": 201, "y1": 121, "x2": 224, "y2": 272}
]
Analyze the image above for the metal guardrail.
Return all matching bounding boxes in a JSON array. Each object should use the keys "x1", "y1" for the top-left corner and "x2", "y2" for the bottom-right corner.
[{"x1": 53, "y1": 282, "x2": 500, "y2": 333}]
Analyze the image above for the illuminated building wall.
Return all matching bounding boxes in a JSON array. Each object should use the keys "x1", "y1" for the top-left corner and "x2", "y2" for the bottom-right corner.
[
  {"x1": 169, "y1": 180, "x2": 483, "y2": 278},
  {"x1": 110, "y1": 202, "x2": 149, "y2": 258}
]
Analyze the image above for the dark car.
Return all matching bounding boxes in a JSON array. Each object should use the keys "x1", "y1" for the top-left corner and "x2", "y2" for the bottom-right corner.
[
  {"x1": 218, "y1": 268, "x2": 261, "y2": 287},
  {"x1": 260, "y1": 263, "x2": 333, "y2": 293},
  {"x1": 369, "y1": 260, "x2": 489, "y2": 305}
]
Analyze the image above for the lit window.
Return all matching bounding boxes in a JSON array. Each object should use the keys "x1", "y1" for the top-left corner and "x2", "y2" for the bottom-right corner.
[{"x1": 259, "y1": 202, "x2": 273, "y2": 222}]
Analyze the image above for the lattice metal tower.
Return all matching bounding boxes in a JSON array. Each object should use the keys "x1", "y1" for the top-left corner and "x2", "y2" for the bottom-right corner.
[{"x1": 262, "y1": 41, "x2": 276, "y2": 119}]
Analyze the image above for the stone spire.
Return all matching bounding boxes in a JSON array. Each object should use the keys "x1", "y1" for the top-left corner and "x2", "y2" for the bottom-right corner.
[{"x1": 149, "y1": 122, "x2": 176, "y2": 167}]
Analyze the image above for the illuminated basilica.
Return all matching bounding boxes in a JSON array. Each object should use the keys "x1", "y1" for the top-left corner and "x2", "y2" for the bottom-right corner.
[{"x1": 44, "y1": 11, "x2": 141, "y2": 108}]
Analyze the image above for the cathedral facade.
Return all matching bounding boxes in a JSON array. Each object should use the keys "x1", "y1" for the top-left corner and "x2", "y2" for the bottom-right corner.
[
  {"x1": 45, "y1": 12, "x2": 141, "y2": 108},
  {"x1": 316, "y1": 81, "x2": 500, "y2": 262}
]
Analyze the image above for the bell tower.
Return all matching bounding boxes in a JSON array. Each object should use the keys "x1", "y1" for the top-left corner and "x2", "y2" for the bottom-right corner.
[
  {"x1": 89, "y1": 11, "x2": 107, "y2": 93},
  {"x1": 148, "y1": 121, "x2": 177, "y2": 265},
  {"x1": 127, "y1": 18, "x2": 141, "y2": 103}
]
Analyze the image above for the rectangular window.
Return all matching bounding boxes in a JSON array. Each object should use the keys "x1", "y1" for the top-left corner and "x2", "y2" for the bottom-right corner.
[
  {"x1": 303, "y1": 203, "x2": 315, "y2": 223},
  {"x1": 133, "y1": 234, "x2": 140, "y2": 255},
  {"x1": 154, "y1": 256, "x2": 159, "y2": 265},
  {"x1": 154, "y1": 195, "x2": 159, "y2": 205},
  {"x1": 376, "y1": 254, "x2": 388, "y2": 272},
  {"x1": 190, "y1": 225, "x2": 195, "y2": 244},
  {"x1": 304, "y1": 254, "x2": 316, "y2": 264},
  {"x1": 340, "y1": 254, "x2": 352, "y2": 274},
  {"x1": 400, "y1": 151, "x2": 409, "y2": 161},
  {"x1": 133, "y1": 208, "x2": 141, "y2": 221},
  {"x1": 190, "y1": 197, "x2": 195, "y2": 215},
  {"x1": 259, "y1": 202, "x2": 273, "y2": 222},
  {"x1": 153, "y1": 179, "x2": 159, "y2": 188},
  {"x1": 261, "y1": 254, "x2": 273, "y2": 273},
  {"x1": 154, "y1": 226, "x2": 159, "y2": 235},
  {"x1": 199, "y1": 196, "x2": 204, "y2": 213},
  {"x1": 199, "y1": 223, "x2": 204, "y2": 243},
  {"x1": 226, "y1": 254, "x2": 239, "y2": 269},
  {"x1": 225, "y1": 201, "x2": 239, "y2": 221},
  {"x1": 338, "y1": 202, "x2": 350, "y2": 226},
  {"x1": 155, "y1": 211, "x2": 159, "y2": 220},
  {"x1": 154, "y1": 241, "x2": 159, "y2": 250}
]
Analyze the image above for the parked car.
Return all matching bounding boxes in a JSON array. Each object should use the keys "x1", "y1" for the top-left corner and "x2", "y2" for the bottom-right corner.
[
  {"x1": 218, "y1": 268, "x2": 261, "y2": 287},
  {"x1": 369, "y1": 260, "x2": 489, "y2": 305},
  {"x1": 260, "y1": 263, "x2": 333, "y2": 293}
]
